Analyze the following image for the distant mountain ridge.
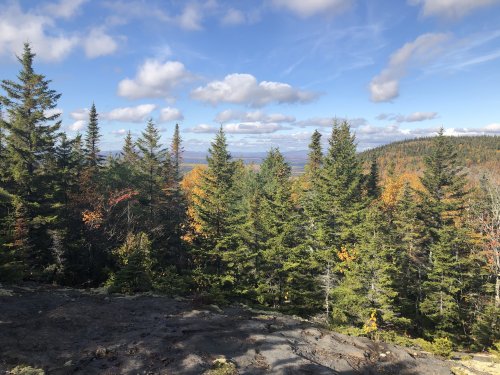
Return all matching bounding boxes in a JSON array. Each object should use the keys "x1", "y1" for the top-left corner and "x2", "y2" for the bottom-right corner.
[
  {"x1": 359, "y1": 135, "x2": 500, "y2": 182},
  {"x1": 104, "y1": 135, "x2": 499, "y2": 178}
]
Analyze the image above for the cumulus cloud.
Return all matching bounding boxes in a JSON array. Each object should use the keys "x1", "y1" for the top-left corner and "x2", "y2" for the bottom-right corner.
[
  {"x1": 177, "y1": 3, "x2": 203, "y2": 30},
  {"x1": 191, "y1": 73, "x2": 318, "y2": 107},
  {"x1": 70, "y1": 108, "x2": 89, "y2": 121},
  {"x1": 272, "y1": 0, "x2": 353, "y2": 17},
  {"x1": 118, "y1": 59, "x2": 192, "y2": 100},
  {"x1": 0, "y1": 2, "x2": 79, "y2": 62},
  {"x1": 104, "y1": 104, "x2": 156, "y2": 123},
  {"x1": 111, "y1": 129, "x2": 128, "y2": 136},
  {"x1": 370, "y1": 33, "x2": 451, "y2": 102},
  {"x1": 295, "y1": 117, "x2": 367, "y2": 128},
  {"x1": 83, "y1": 27, "x2": 119, "y2": 58},
  {"x1": 409, "y1": 0, "x2": 498, "y2": 20},
  {"x1": 159, "y1": 107, "x2": 184, "y2": 122},
  {"x1": 186, "y1": 124, "x2": 217, "y2": 133},
  {"x1": 186, "y1": 122, "x2": 286, "y2": 134},
  {"x1": 215, "y1": 110, "x2": 295, "y2": 123},
  {"x1": 377, "y1": 112, "x2": 438, "y2": 123},
  {"x1": 69, "y1": 120, "x2": 86, "y2": 131},
  {"x1": 443, "y1": 123, "x2": 500, "y2": 135}
]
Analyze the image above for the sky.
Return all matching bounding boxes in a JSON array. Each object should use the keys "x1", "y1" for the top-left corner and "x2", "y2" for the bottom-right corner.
[{"x1": 1, "y1": 0, "x2": 500, "y2": 152}]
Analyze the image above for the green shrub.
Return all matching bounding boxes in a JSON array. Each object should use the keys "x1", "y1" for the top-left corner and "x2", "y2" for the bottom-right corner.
[
  {"x1": 107, "y1": 232, "x2": 153, "y2": 294},
  {"x1": 153, "y1": 266, "x2": 189, "y2": 296},
  {"x1": 431, "y1": 337, "x2": 453, "y2": 358},
  {"x1": 472, "y1": 304, "x2": 500, "y2": 350}
]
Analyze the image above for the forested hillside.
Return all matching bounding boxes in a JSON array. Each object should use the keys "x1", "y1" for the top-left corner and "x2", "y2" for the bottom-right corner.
[
  {"x1": 359, "y1": 136, "x2": 500, "y2": 184},
  {"x1": 1, "y1": 44, "x2": 499, "y2": 355}
]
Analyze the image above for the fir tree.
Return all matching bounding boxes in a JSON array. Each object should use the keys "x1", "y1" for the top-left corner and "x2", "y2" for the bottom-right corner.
[
  {"x1": 136, "y1": 119, "x2": 164, "y2": 226},
  {"x1": 122, "y1": 130, "x2": 138, "y2": 165},
  {"x1": 321, "y1": 120, "x2": 364, "y2": 249},
  {"x1": 366, "y1": 157, "x2": 381, "y2": 199},
  {"x1": 305, "y1": 130, "x2": 323, "y2": 182},
  {"x1": 192, "y1": 127, "x2": 240, "y2": 293},
  {"x1": 419, "y1": 129, "x2": 471, "y2": 336},
  {"x1": 0, "y1": 43, "x2": 62, "y2": 276},
  {"x1": 171, "y1": 123, "x2": 183, "y2": 183},
  {"x1": 84, "y1": 103, "x2": 102, "y2": 169}
]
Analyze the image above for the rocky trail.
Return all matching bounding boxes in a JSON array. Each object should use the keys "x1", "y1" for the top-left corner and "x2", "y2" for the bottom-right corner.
[{"x1": 0, "y1": 284, "x2": 497, "y2": 374}]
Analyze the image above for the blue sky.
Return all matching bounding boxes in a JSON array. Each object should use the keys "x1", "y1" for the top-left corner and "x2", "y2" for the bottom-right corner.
[{"x1": 1, "y1": 0, "x2": 500, "y2": 152}]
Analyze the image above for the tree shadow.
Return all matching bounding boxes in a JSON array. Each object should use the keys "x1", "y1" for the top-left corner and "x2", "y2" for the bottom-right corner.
[{"x1": 0, "y1": 284, "x2": 453, "y2": 375}]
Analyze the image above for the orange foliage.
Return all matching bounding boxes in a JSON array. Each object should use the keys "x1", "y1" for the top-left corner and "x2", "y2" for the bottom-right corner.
[
  {"x1": 337, "y1": 246, "x2": 356, "y2": 273},
  {"x1": 381, "y1": 172, "x2": 422, "y2": 208},
  {"x1": 180, "y1": 165, "x2": 207, "y2": 242},
  {"x1": 82, "y1": 209, "x2": 103, "y2": 229}
]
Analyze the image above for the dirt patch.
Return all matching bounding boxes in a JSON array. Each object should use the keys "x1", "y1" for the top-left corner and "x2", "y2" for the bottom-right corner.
[{"x1": 0, "y1": 283, "x2": 488, "y2": 374}]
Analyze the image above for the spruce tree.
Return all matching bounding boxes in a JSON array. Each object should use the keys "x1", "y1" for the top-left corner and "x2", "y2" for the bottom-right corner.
[
  {"x1": 136, "y1": 119, "x2": 164, "y2": 226},
  {"x1": 122, "y1": 130, "x2": 138, "y2": 165},
  {"x1": 305, "y1": 130, "x2": 323, "y2": 182},
  {"x1": 191, "y1": 126, "x2": 240, "y2": 295},
  {"x1": 419, "y1": 129, "x2": 471, "y2": 336},
  {"x1": 171, "y1": 123, "x2": 183, "y2": 183},
  {"x1": 0, "y1": 43, "x2": 62, "y2": 276},
  {"x1": 366, "y1": 157, "x2": 381, "y2": 199},
  {"x1": 84, "y1": 103, "x2": 102, "y2": 169},
  {"x1": 321, "y1": 120, "x2": 364, "y2": 249},
  {"x1": 392, "y1": 183, "x2": 428, "y2": 332}
]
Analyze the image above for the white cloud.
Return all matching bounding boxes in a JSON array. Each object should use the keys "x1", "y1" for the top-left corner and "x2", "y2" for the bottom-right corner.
[
  {"x1": 118, "y1": 59, "x2": 192, "y2": 100},
  {"x1": 44, "y1": 108, "x2": 63, "y2": 119},
  {"x1": 104, "y1": 104, "x2": 156, "y2": 123},
  {"x1": 370, "y1": 33, "x2": 451, "y2": 102},
  {"x1": 69, "y1": 120, "x2": 86, "y2": 131},
  {"x1": 215, "y1": 109, "x2": 295, "y2": 123},
  {"x1": 0, "y1": 2, "x2": 79, "y2": 62},
  {"x1": 409, "y1": 0, "x2": 499, "y2": 20},
  {"x1": 191, "y1": 73, "x2": 318, "y2": 107},
  {"x1": 43, "y1": 0, "x2": 88, "y2": 19},
  {"x1": 187, "y1": 124, "x2": 217, "y2": 133},
  {"x1": 187, "y1": 121, "x2": 286, "y2": 134},
  {"x1": 221, "y1": 9, "x2": 245, "y2": 26},
  {"x1": 377, "y1": 112, "x2": 438, "y2": 122},
  {"x1": 111, "y1": 129, "x2": 128, "y2": 136},
  {"x1": 224, "y1": 122, "x2": 285, "y2": 134},
  {"x1": 83, "y1": 27, "x2": 118, "y2": 58},
  {"x1": 177, "y1": 3, "x2": 203, "y2": 30},
  {"x1": 443, "y1": 123, "x2": 500, "y2": 135},
  {"x1": 272, "y1": 0, "x2": 353, "y2": 17},
  {"x1": 70, "y1": 108, "x2": 89, "y2": 121},
  {"x1": 159, "y1": 107, "x2": 184, "y2": 122},
  {"x1": 295, "y1": 117, "x2": 367, "y2": 128}
]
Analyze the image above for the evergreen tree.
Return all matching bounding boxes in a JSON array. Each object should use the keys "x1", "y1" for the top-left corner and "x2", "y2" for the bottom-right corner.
[
  {"x1": 366, "y1": 157, "x2": 381, "y2": 199},
  {"x1": 419, "y1": 129, "x2": 471, "y2": 336},
  {"x1": 191, "y1": 127, "x2": 240, "y2": 295},
  {"x1": 136, "y1": 119, "x2": 164, "y2": 227},
  {"x1": 84, "y1": 103, "x2": 102, "y2": 169},
  {"x1": 331, "y1": 204, "x2": 398, "y2": 327},
  {"x1": 321, "y1": 120, "x2": 364, "y2": 249},
  {"x1": 171, "y1": 123, "x2": 183, "y2": 182},
  {"x1": 305, "y1": 130, "x2": 323, "y2": 182},
  {"x1": 392, "y1": 183, "x2": 428, "y2": 332},
  {"x1": 0, "y1": 43, "x2": 62, "y2": 277},
  {"x1": 122, "y1": 130, "x2": 138, "y2": 165}
]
